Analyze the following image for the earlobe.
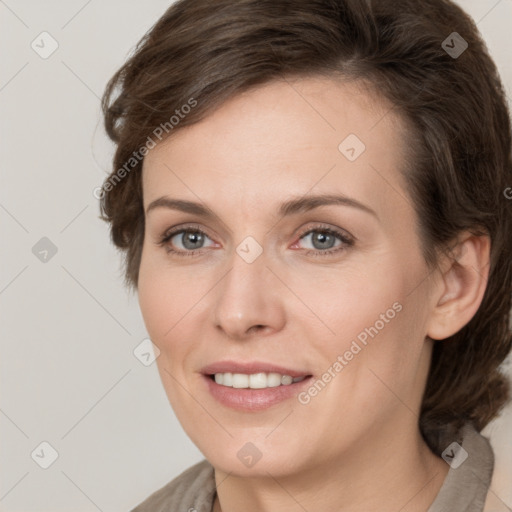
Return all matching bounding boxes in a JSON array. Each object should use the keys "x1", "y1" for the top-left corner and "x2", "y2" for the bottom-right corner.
[{"x1": 426, "y1": 233, "x2": 490, "y2": 341}]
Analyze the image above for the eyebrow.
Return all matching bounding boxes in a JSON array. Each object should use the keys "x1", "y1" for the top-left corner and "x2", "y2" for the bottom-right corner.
[{"x1": 146, "y1": 193, "x2": 378, "y2": 220}]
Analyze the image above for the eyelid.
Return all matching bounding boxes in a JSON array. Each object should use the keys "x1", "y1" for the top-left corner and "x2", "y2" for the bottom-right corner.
[
  {"x1": 294, "y1": 223, "x2": 354, "y2": 244},
  {"x1": 158, "y1": 223, "x2": 215, "y2": 242}
]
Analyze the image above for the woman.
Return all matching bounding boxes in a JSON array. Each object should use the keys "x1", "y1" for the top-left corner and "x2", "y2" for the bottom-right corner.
[{"x1": 99, "y1": 0, "x2": 512, "y2": 510}]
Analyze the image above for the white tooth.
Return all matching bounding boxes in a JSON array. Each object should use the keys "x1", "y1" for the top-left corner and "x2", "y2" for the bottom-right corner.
[
  {"x1": 232, "y1": 373, "x2": 250, "y2": 388},
  {"x1": 281, "y1": 375, "x2": 293, "y2": 385},
  {"x1": 249, "y1": 373, "x2": 267, "y2": 389},
  {"x1": 267, "y1": 373, "x2": 282, "y2": 387},
  {"x1": 213, "y1": 372, "x2": 307, "y2": 388}
]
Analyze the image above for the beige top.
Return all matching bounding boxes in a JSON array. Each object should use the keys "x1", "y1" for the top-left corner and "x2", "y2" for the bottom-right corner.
[{"x1": 131, "y1": 423, "x2": 494, "y2": 512}]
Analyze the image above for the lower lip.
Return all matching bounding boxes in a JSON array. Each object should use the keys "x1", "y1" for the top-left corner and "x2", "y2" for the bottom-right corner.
[{"x1": 202, "y1": 374, "x2": 313, "y2": 411}]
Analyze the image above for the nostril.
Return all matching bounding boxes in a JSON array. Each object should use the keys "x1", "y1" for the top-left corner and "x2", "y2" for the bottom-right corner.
[{"x1": 249, "y1": 325, "x2": 266, "y2": 334}]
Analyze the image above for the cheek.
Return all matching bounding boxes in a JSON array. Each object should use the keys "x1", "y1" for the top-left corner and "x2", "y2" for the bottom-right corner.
[
  {"x1": 137, "y1": 249, "x2": 213, "y2": 350},
  {"x1": 137, "y1": 248, "x2": 177, "y2": 340},
  {"x1": 301, "y1": 263, "x2": 423, "y2": 392},
  {"x1": 291, "y1": 263, "x2": 406, "y2": 345}
]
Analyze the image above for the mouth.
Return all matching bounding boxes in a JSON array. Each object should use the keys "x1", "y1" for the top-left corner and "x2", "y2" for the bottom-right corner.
[
  {"x1": 202, "y1": 371, "x2": 314, "y2": 411},
  {"x1": 200, "y1": 360, "x2": 313, "y2": 389},
  {"x1": 205, "y1": 372, "x2": 313, "y2": 389}
]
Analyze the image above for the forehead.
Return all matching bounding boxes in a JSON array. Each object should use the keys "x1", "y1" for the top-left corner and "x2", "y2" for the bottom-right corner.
[{"x1": 142, "y1": 77, "x2": 412, "y2": 224}]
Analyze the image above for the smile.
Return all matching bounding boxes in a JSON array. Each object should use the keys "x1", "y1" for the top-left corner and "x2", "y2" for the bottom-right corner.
[{"x1": 210, "y1": 372, "x2": 308, "y2": 388}]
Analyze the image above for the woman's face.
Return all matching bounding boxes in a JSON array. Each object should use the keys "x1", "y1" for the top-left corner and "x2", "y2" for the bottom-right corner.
[{"x1": 138, "y1": 77, "x2": 440, "y2": 477}]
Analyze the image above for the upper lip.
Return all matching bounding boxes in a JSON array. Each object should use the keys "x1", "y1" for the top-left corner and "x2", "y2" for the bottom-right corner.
[{"x1": 201, "y1": 360, "x2": 312, "y2": 378}]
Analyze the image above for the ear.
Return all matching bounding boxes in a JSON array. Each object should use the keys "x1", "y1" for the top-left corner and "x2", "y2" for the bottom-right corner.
[{"x1": 426, "y1": 232, "x2": 491, "y2": 341}]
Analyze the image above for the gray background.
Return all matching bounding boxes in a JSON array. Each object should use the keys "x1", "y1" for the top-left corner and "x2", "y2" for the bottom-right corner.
[{"x1": 1, "y1": 1, "x2": 511, "y2": 510}]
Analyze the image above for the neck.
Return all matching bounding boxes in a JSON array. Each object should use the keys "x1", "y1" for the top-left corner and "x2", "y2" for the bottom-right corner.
[{"x1": 212, "y1": 420, "x2": 449, "y2": 512}]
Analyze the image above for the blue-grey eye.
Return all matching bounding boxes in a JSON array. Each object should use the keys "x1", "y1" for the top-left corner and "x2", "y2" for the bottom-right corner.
[
  {"x1": 299, "y1": 229, "x2": 345, "y2": 251},
  {"x1": 173, "y1": 230, "x2": 210, "y2": 250}
]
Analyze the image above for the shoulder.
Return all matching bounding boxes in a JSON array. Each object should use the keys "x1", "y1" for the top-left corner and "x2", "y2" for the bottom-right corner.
[{"x1": 130, "y1": 459, "x2": 216, "y2": 512}]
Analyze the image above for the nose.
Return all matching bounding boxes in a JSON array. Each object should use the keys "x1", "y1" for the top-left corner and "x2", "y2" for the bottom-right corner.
[{"x1": 212, "y1": 246, "x2": 286, "y2": 340}]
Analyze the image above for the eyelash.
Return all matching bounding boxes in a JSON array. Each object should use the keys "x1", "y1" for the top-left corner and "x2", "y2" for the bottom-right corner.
[{"x1": 156, "y1": 223, "x2": 354, "y2": 258}]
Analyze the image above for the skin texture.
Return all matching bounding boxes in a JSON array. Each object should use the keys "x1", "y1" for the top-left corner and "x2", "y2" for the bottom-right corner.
[{"x1": 138, "y1": 77, "x2": 490, "y2": 512}]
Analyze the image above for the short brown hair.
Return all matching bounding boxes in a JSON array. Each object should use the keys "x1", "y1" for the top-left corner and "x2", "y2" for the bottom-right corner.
[{"x1": 100, "y1": 0, "x2": 512, "y2": 454}]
